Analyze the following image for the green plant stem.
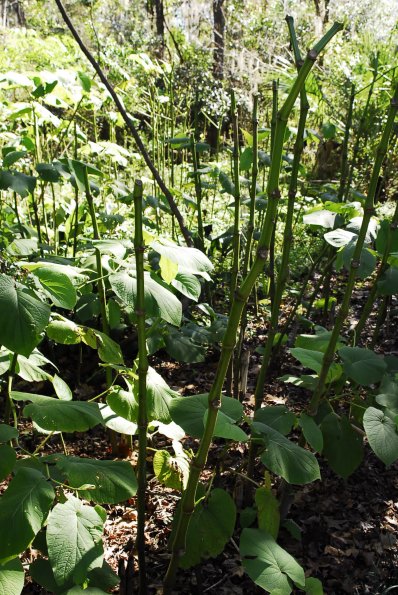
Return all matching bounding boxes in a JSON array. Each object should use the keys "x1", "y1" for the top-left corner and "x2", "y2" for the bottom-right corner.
[
  {"x1": 163, "y1": 22, "x2": 342, "y2": 593},
  {"x1": 247, "y1": 15, "x2": 310, "y2": 480},
  {"x1": 190, "y1": 137, "x2": 204, "y2": 250},
  {"x1": 338, "y1": 83, "x2": 355, "y2": 201},
  {"x1": 234, "y1": 94, "x2": 259, "y2": 399},
  {"x1": 354, "y1": 199, "x2": 398, "y2": 340},
  {"x1": 253, "y1": 15, "x2": 310, "y2": 412},
  {"x1": 54, "y1": 0, "x2": 192, "y2": 247},
  {"x1": 309, "y1": 83, "x2": 398, "y2": 415},
  {"x1": 133, "y1": 180, "x2": 148, "y2": 595},
  {"x1": 83, "y1": 168, "x2": 111, "y2": 388},
  {"x1": 5, "y1": 353, "x2": 18, "y2": 427},
  {"x1": 226, "y1": 89, "x2": 241, "y2": 397}
]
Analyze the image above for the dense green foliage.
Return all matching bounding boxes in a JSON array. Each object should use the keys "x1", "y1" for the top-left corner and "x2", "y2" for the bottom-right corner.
[{"x1": 0, "y1": 1, "x2": 397, "y2": 594}]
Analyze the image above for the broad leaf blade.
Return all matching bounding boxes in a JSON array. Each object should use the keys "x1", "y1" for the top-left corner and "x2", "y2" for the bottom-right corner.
[{"x1": 0, "y1": 468, "x2": 55, "y2": 560}]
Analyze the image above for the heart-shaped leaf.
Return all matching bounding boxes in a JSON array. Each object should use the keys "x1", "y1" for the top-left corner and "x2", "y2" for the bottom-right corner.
[
  {"x1": 0, "y1": 468, "x2": 55, "y2": 560},
  {"x1": 0, "y1": 274, "x2": 50, "y2": 357},
  {"x1": 240, "y1": 528, "x2": 305, "y2": 593},
  {"x1": 363, "y1": 407, "x2": 398, "y2": 466}
]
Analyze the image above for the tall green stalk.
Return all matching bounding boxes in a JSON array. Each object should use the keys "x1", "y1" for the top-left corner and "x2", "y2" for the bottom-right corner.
[
  {"x1": 253, "y1": 15, "x2": 310, "y2": 412},
  {"x1": 83, "y1": 168, "x2": 111, "y2": 388},
  {"x1": 163, "y1": 23, "x2": 342, "y2": 593},
  {"x1": 309, "y1": 83, "x2": 398, "y2": 415},
  {"x1": 338, "y1": 83, "x2": 355, "y2": 201},
  {"x1": 133, "y1": 180, "x2": 148, "y2": 595},
  {"x1": 226, "y1": 89, "x2": 241, "y2": 396},
  {"x1": 234, "y1": 94, "x2": 259, "y2": 399},
  {"x1": 190, "y1": 136, "x2": 204, "y2": 251}
]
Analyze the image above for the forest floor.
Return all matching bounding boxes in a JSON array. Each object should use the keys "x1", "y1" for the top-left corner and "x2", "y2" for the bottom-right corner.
[{"x1": 12, "y1": 284, "x2": 398, "y2": 595}]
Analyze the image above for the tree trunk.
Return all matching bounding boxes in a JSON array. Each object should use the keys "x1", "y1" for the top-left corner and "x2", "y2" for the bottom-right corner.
[
  {"x1": 0, "y1": 0, "x2": 26, "y2": 27},
  {"x1": 213, "y1": 0, "x2": 225, "y2": 80},
  {"x1": 154, "y1": 0, "x2": 164, "y2": 59}
]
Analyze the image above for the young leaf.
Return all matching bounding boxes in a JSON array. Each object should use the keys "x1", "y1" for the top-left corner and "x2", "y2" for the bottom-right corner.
[
  {"x1": 178, "y1": 489, "x2": 236, "y2": 568},
  {"x1": 321, "y1": 413, "x2": 363, "y2": 478},
  {"x1": 46, "y1": 495, "x2": 104, "y2": 587},
  {"x1": 107, "y1": 387, "x2": 138, "y2": 423},
  {"x1": 299, "y1": 413, "x2": 323, "y2": 453},
  {"x1": 240, "y1": 528, "x2": 305, "y2": 593},
  {"x1": 153, "y1": 446, "x2": 189, "y2": 491},
  {"x1": 151, "y1": 241, "x2": 213, "y2": 279},
  {"x1": 53, "y1": 374, "x2": 73, "y2": 401},
  {"x1": 255, "y1": 486, "x2": 280, "y2": 539},
  {"x1": 253, "y1": 422, "x2": 320, "y2": 485},
  {"x1": 0, "y1": 274, "x2": 50, "y2": 357},
  {"x1": 363, "y1": 407, "x2": 398, "y2": 466},
  {"x1": 0, "y1": 468, "x2": 55, "y2": 560}
]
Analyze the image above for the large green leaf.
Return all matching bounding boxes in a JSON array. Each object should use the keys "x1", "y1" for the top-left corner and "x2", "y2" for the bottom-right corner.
[
  {"x1": 253, "y1": 422, "x2": 320, "y2": 485},
  {"x1": 106, "y1": 387, "x2": 138, "y2": 423},
  {"x1": 0, "y1": 424, "x2": 18, "y2": 443},
  {"x1": 151, "y1": 240, "x2": 213, "y2": 280},
  {"x1": 169, "y1": 394, "x2": 247, "y2": 441},
  {"x1": 171, "y1": 273, "x2": 201, "y2": 301},
  {"x1": 0, "y1": 445, "x2": 16, "y2": 481},
  {"x1": 153, "y1": 445, "x2": 189, "y2": 491},
  {"x1": 299, "y1": 413, "x2": 323, "y2": 453},
  {"x1": 240, "y1": 528, "x2": 305, "y2": 593},
  {"x1": 290, "y1": 348, "x2": 342, "y2": 384},
  {"x1": 0, "y1": 274, "x2": 50, "y2": 357},
  {"x1": 46, "y1": 318, "x2": 82, "y2": 344},
  {"x1": 110, "y1": 270, "x2": 182, "y2": 326},
  {"x1": 32, "y1": 267, "x2": 77, "y2": 309},
  {"x1": 363, "y1": 407, "x2": 398, "y2": 466},
  {"x1": 55, "y1": 456, "x2": 137, "y2": 504},
  {"x1": 321, "y1": 413, "x2": 363, "y2": 478},
  {"x1": 179, "y1": 489, "x2": 236, "y2": 568},
  {"x1": 338, "y1": 243, "x2": 376, "y2": 279},
  {"x1": 0, "y1": 170, "x2": 36, "y2": 197},
  {"x1": 375, "y1": 218, "x2": 398, "y2": 255},
  {"x1": 139, "y1": 366, "x2": 179, "y2": 423},
  {"x1": 0, "y1": 558, "x2": 24, "y2": 595},
  {"x1": 164, "y1": 330, "x2": 206, "y2": 364},
  {"x1": 303, "y1": 209, "x2": 336, "y2": 229},
  {"x1": 11, "y1": 392, "x2": 103, "y2": 433},
  {"x1": 295, "y1": 331, "x2": 345, "y2": 354},
  {"x1": 0, "y1": 468, "x2": 55, "y2": 560},
  {"x1": 46, "y1": 495, "x2": 104, "y2": 587},
  {"x1": 377, "y1": 267, "x2": 398, "y2": 296},
  {"x1": 98, "y1": 403, "x2": 137, "y2": 435},
  {"x1": 324, "y1": 228, "x2": 356, "y2": 248},
  {"x1": 255, "y1": 487, "x2": 280, "y2": 539},
  {"x1": 254, "y1": 406, "x2": 296, "y2": 436},
  {"x1": 338, "y1": 347, "x2": 387, "y2": 386}
]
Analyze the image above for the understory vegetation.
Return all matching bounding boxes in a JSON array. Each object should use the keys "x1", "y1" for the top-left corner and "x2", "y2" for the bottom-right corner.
[{"x1": 0, "y1": 1, "x2": 398, "y2": 594}]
